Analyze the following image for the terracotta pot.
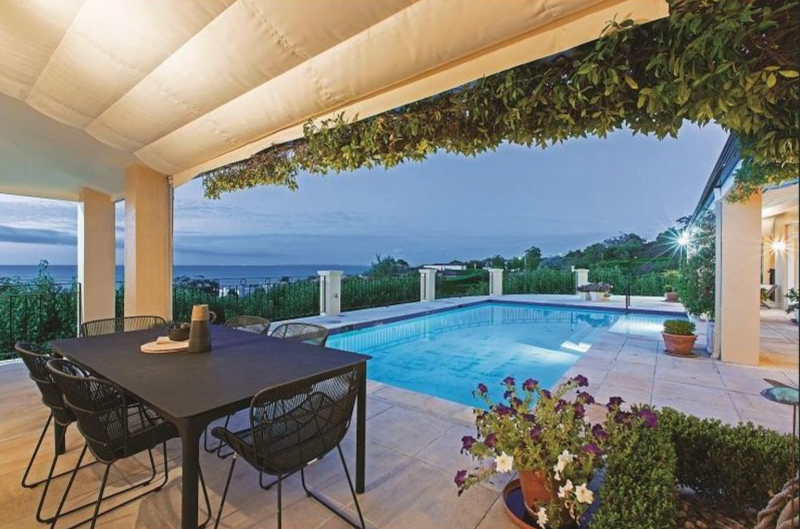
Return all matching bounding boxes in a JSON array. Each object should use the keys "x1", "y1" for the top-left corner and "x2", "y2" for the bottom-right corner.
[
  {"x1": 665, "y1": 292, "x2": 679, "y2": 302},
  {"x1": 518, "y1": 470, "x2": 552, "y2": 510},
  {"x1": 662, "y1": 332, "x2": 697, "y2": 355}
]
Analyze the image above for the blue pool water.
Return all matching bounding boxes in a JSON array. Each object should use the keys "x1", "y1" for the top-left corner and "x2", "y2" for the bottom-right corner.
[{"x1": 327, "y1": 302, "x2": 675, "y2": 407}]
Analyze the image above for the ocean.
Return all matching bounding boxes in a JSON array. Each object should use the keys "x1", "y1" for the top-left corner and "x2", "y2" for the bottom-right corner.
[{"x1": 0, "y1": 264, "x2": 368, "y2": 286}]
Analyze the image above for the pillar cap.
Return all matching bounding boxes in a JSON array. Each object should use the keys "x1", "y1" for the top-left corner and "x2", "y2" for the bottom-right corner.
[{"x1": 318, "y1": 270, "x2": 344, "y2": 277}]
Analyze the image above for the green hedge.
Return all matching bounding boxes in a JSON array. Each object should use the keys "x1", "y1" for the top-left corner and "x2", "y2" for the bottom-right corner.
[
  {"x1": 435, "y1": 271, "x2": 489, "y2": 298},
  {"x1": 588, "y1": 267, "x2": 678, "y2": 297},
  {"x1": 503, "y1": 270, "x2": 574, "y2": 294},
  {"x1": 591, "y1": 413, "x2": 677, "y2": 529},
  {"x1": 657, "y1": 407, "x2": 799, "y2": 514}
]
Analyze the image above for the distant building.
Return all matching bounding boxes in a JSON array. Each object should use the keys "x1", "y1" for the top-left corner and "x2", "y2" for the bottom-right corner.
[{"x1": 422, "y1": 263, "x2": 467, "y2": 272}]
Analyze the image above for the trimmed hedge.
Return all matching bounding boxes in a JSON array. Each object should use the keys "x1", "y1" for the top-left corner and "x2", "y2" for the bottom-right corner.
[
  {"x1": 657, "y1": 407, "x2": 799, "y2": 514},
  {"x1": 590, "y1": 413, "x2": 677, "y2": 529}
]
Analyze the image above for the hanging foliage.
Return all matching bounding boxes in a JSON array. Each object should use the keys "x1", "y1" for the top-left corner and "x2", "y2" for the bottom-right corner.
[{"x1": 203, "y1": 0, "x2": 798, "y2": 200}]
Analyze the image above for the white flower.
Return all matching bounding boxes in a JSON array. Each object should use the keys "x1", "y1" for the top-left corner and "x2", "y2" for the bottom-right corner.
[
  {"x1": 575, "y1": 482, "x2": 594, "y2": 504},
  {"x1": 556, "y1": 450, "x2": 574, "y2": 472},
  {"x1": 536, "y1": 507, "x2": 549, "y2": 528},
  {"x1": 495, "y1": 452, "x2": 514, "y2": 473},
  {"x1": 557, "y1": 479, "x2": 574, "y2": 499}
]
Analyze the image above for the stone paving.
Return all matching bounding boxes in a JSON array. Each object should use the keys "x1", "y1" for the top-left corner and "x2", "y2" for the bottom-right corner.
[{"x1": 1, "y1": 296, "x2": 796, "y2": 529}]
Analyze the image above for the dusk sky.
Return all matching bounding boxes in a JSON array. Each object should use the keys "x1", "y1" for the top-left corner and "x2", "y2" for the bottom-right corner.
[{"x1": 0, "y1": 123, "x2": 728, "y2": 267}]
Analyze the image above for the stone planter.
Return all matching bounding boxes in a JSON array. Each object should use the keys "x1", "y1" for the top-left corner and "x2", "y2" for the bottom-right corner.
[
  {"x1": 590, "y1": 291, "x2": 607, "y2": 302},
  {"x1": 663, "y1": 332, "x2": 697, "y2": 355},
  {"x1": 577, "y1": 291, "x2": 590, "y2": 301},
  {"x1": 665, "y1": 292, "x2": 679, "y2": 302}
]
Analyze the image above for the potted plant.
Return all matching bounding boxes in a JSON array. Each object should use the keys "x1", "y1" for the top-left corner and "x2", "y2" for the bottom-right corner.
[
  {"x1": 663, "y1": 284, "x2": 679, "y2": 302},
  {"x1": 576, "y1": 284, "x2": 591, "y2": 301},
  {"x1": 786, "y1": 287, "x2": 799, "y2": 323},
  {"x1": 589, "y1": 282, "x2": 612, "y2": 301},
  {"x1": 456, "y1": 376, "x2": 612, "y2": 528},
  {"x1": 661, "y1": 319, "x2": 697, "y2": 355}
]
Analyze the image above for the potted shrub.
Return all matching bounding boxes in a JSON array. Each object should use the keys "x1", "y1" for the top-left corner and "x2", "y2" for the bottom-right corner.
[
  {"x1": 589, "y1": 282, "x2": 612, "y2": 301},
  {"x1": 662, "y1": 319, "x2": 697, "y2": 355},
  {"x1": 786, "y1": 287, "x2": 799, "y2": 323},
  {"x1": 576, "y1": 284, "x2": 591, "y2": 301},
  {"x1": 663, "y1": 284, "x2": 679, "y2": 302},
  {"x1": 456, "y1": 376, "x2": 613, "y2": 528}
]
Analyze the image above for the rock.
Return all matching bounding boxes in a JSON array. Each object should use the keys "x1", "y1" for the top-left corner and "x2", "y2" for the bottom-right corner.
[
  {"x1": 684, "y1": 521, "x2": 695, "y2": 529},
  {"x1": 696, "y1": 521, "x2": 708, "y2": 529}
]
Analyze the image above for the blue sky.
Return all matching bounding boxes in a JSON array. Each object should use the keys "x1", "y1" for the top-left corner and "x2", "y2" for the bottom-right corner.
[{"x1": 0, "y1": 123, "x2": 728, "y2": 266}]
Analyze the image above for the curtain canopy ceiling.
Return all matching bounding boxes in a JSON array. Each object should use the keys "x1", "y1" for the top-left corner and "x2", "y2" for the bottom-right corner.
[{"x1": 0, "y1": 0, "x2": 667, "y2": 200}]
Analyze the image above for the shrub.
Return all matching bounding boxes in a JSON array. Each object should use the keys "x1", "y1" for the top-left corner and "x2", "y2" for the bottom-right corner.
[
  {"x1": 662, "y1": 319, "x2": 695, "y2": 336},
  {"x1": 590, "y1": 407, "x2": 677, "y2": 529},
  {"x1": 657, "y1": 408, "x2": 799, "y2": 515},
  {"x1": 663, "y1": 284, "x2": 673, "y2": 293}
]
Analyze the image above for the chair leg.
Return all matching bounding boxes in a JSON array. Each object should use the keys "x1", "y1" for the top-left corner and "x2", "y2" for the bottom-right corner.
[
  {"x1": 299, "y1": 446, "x2": 366, "y2": 529},
  {"x1": 204, "y1": 414, "x2": 233, "y2": 457},
  {"x1": 277, "y1": 474, "x2": 283, "y2": 529},
  {"x1": 214, "y1": 454, "x2": 237, "y2": 529},
  {"x1": 49, "y1": 444, "x2": 88, "y2": 529},
  {"x1": 21, "y1": 413, "x2": 52, "y2": 488},
  {"x1": 88, "y1": 464, "x2": 111, "y2": 529},
  {"x1": 214, "y1": 414, "x2": 233, "y2": 459}
]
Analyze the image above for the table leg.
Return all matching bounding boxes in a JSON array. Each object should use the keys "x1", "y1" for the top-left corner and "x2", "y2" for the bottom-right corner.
[
  {"x1": 180, "y1": 425, "x2": 202, "y2": 529},
  {"x1": 356, "y1": 364, "x2": 367, "y2": 494},
  {"x1": 54, "y1": 422, "x2": 66, "y2": 456}
]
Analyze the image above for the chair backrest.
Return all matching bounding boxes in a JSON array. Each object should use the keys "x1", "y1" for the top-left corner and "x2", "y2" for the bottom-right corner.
[
  {"x1": 80, "y1": 316, "x2": 166, "y2": 337},
  {"x1": 45, "y1": 358, "x2": 130, "y2": 463},
  {"x1": 14, "y1": 342, "x2": 75, "y2": 426},
  {"x1": 223, "y1": 315, "x2": 271, "y2": 335},
  {"x1": 271, "y1": 323, "x2": 329, "y2": 346},
  {"x1": 249, "y1": 365, "x2": 361, "y2": 475}
]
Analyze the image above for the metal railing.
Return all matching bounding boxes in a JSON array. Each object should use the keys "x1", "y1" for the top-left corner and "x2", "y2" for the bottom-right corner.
[
  {"x1": 435, "y1": 270, "x2": 490, "y2": 299},
  {"x1": 1, "y1": 283, "x2": 81, "y2": 360},
  {"x1": 341, "y1": 275, "x2": 419, "y2": 311}
]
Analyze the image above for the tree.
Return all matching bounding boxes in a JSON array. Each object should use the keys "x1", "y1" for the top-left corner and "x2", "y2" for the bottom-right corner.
[
  {"x1": 366, "y1": 254, "x2": 408, "y2": 277},
  {"x1": 487, "y1": 255, "x2": 506, "y2": 269},
  {"x1": 523, "y1": 246, "x2": 542, "y2": 270},
  {"x1": 676, "y1": 213, "x2": 716, "y2": 319}
]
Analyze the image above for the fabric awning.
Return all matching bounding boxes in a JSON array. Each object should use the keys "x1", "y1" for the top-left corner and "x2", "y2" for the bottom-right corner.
[{"x1": 0, "y1": 0, "x2": 667, "y2": 200}]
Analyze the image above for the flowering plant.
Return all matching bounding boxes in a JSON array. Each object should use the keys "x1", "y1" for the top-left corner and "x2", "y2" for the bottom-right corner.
[{"x1": 455, "y1": 376, "x2": 616, "y2": 528}]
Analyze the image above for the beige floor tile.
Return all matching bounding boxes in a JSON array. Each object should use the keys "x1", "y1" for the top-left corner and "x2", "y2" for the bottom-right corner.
[
  {"x1": 371, "y1": 386, "x2": 432, "y2": 409},
  {"x1": 650, "y1": 394, "x2": 740, "y2": 425},
  {"x1": 365, "y1": 406, "x2": 454, "y2": 457},
  {"x1": 475, "y1": 496, "x2": 519, "y2": 529}
]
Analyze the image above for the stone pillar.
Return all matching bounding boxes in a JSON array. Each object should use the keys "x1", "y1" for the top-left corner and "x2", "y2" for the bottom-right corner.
[
  {"x1": 573, "y1": 268, "x2": 589, "y2": 293},
  {"x1": 716, "y1": 192, "x2": 762, "y2": 366},
  {"x1": 419, "y1": 269, "x2": 436, "y2": 302},
  {"x1": 124, "y1": 164, "x2": 173, "y2": 320},
  {"x1": 488, "y1": 268, "x2": 504, "y2": 296},
  {"x1": 318, "y1": 270, "x2": 342, "y2": 316},
  {"x1": 77, "y1": 188, "x2": 116, "y2": 327}
]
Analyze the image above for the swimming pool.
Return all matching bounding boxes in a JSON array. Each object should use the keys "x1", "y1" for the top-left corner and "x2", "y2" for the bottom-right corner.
[{"x1": 327, "y1": 302, "x2": 676, "y2": 406}]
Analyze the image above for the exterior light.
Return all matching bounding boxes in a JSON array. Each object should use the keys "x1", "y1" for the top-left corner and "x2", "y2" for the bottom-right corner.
[{"x1": 771, "y1": 240, "x2": 787, "y2": 253}]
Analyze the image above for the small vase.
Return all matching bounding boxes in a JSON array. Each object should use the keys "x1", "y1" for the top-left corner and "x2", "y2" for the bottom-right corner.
[
  {"x1": 188, "y1": 304, "x2": 212, "y2": 353},
  {"x1": 518, "y1": 470, "x2": 552, "y2": 510}
]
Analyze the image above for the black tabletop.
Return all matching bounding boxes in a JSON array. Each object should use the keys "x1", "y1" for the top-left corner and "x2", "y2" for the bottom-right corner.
[{"x1": 51, "y1": 326, "x2": 370, "y2": 422}]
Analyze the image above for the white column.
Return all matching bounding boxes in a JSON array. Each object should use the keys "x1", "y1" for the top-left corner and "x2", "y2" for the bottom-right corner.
[
  {"x1": 716, "y1": 191, "x2": 762, "y2": 366},
  {"x1": 77, "y1": 188, "x2": 116, "y2": 327},
  {"x1": 573, "y1": 268, "x2": 589, "y2": 292},
  {"x1": 124, "y1": 164, "x2": 173, "y2": 320},
  {"x1": 318, "y1": 270, "x2": 342, "y2": 316},
  {"x1": 488, "y1": 268, "x2": 504, "y2": 296},
  {"x1": 419, "y1": 269, "x2": 436, "y2": 302}
]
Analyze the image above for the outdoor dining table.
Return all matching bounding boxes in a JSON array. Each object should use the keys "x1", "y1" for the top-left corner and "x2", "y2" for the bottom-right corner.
[{"x1": 51, "y1": 325, "x2": 370, "y2": 529}]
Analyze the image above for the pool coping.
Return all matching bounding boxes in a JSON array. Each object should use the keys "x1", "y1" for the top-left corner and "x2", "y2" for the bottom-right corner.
[{"x1": 326, "y1": 297, "x2": 689, "y2": 336}]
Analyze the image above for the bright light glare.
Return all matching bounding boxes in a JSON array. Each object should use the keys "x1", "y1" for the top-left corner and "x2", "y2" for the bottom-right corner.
[
  {"x1": 771, "y1": 240, "x2": 787, "y2": 253},
  {"x1": 677, "y1": 232, "x2": 691, "y2": 247}
]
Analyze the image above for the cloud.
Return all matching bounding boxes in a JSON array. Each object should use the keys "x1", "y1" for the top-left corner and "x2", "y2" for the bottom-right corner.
[{"x1": 0, "y1": 224, "x2": 76, "y2": 246}]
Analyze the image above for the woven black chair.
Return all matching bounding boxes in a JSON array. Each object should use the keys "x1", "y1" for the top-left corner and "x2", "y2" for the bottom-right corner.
[
  {"x1": 212, "y1": 365, "x2": 365, "y2": 529},
  {"x1": 270, "y1": 322, "x2": 329, "y2": 346},
  {"x1": 223, "y1": 315, "x2": 271, "y2": 335},
  {"x1": 202, "y1": 315, "x2": 273, "y2": 457},
  {"x1": 15, "y1": 342, "x2": 99, "y2": 525},
  {"x1": 46, "y1": 359, "x2": 211, "y2": 529},
  {"x1": 80, "y1": 316, "x2": 166, "y2": 337}
]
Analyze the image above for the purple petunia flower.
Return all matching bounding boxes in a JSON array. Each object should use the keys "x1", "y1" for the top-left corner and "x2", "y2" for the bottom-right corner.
[
  {"x1": 555, "y1": 399, "x2": 568, "y2": 412},
  {"x1": 522, "y1": 378, "x2": 539, "y2": 391},
  {"x1": 614, "y1": 410, "x2": 631, "y2": 424},
  {"x1": 574, "y1": 403, "x2": 586, "y2": 419},
  {"x1": 461, "y1": 435, "x2": 477, "y2": 453},
  {"x1": 591, "y1": 424, "x2": 609, "y2": 441},
  {"x1": 512, "y1": 397, "x2": 523, "y2": 408},
  {"x1": 638, "y1": 408, "x2": 658, "y2": 428},
  {"x1": 503, "y1": 390, "x2": 513, "y2": 400},
  {"x1": 495, "y1": 404, "x2": 514, "y2": 416},
  {"x1": 529, "y1": 425, "x2": 542, "y2": 441},
  {"x1": 541, "y1": 389, "x2": 552, "y2": 400},
  {"x1": 606, "y1": 396, "x2": 624, "y2": 410},
  {"x1": 503, "y1": 376, "x2": 516, "y2": 387},
  {"x1": 484, "y1": 433, "x2": 497, "y2": 449},
  {"x1": 454, "y1": 470, "x2": 468, "y2": 488},
  {"x1": 578, "y1": 391, "x2": 595, "y2": 405},
  {"x1": 476, "y1": 383, "x2": 488, "y2": 395},
  {"x1": 581, "y1": 442, "x2": 601, "y2": 455},
  {"x1": 572, "y1": 374, "x2": 589, "y2": 387}
]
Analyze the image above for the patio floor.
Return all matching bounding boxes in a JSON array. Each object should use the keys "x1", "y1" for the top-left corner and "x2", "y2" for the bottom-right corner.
[{"x1": 1, "y1": 295, "x2": 797, "y2": 529}]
